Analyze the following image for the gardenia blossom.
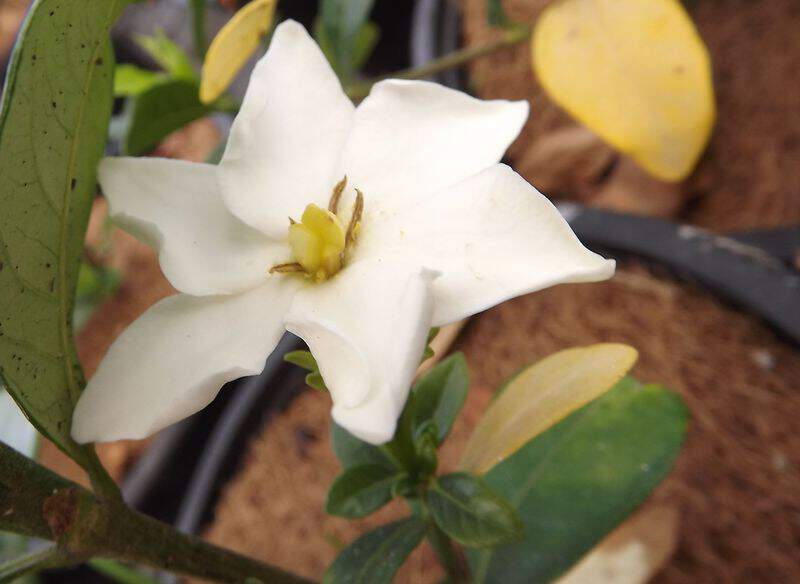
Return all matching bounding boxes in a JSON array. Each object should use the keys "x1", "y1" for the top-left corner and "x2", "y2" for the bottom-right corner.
[{"x1": 71, "y1": 20, "x2": 614, "y2": 445}]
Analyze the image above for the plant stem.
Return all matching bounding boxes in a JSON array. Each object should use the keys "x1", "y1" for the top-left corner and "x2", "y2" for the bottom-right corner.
[
  {"x1": 346, "y1": 24, "x2": 532, "y2": 100},
  {"x1": 426, "y1": 524, "x2": 471, "y2": 584},
  {"x1": 0, "y1": 442, "x2": 311, "y2": 583},
  {"x1": 97, "y1": 506, "x2": 311, "y2": 584}
]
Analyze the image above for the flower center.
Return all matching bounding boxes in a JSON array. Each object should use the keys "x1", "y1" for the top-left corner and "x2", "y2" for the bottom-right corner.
[{"x1": 270, "y1": 177, "x2": 364, "y2": 282}]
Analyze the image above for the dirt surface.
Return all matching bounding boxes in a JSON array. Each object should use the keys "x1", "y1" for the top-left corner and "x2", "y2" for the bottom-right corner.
[
  {"x1": 204, "y1": 263, "x2": 800, "y2": 582},
  {"x1": 459, "y1": 0, "x2": 800, "y2": 231}
]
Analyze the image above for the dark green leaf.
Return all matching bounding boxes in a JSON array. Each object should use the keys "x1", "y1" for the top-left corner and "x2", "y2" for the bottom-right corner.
[
  {"x1": 487, "y1": 0, "x2": 512, "y2": 27},
  {"x1": 324, "y1": 517, "x2": 426, "y2": 584},
  {"x1": 427, "y1": 473, "x2": 522, "y2": 548},
  {"x1": 351, "y1": 22, "x2": 379, "y2": 72},
  {"x1": 124, "y1": 78, "x2": 212, "y2": 155},
  {"x1": 412, "y1": 352, "x2": 469, "y2": 445},
  {"x1": 189, "y1": 0, "x2": 208, "y2": 60},
  {"x1": 326, "y1": 464, "x2": 402, "y2": 518},
  {"x1": 317, "y1": 0, "x2": 376, "y2": 83},
  {"x1": 135, "y1": 30, "x2": 196, "y2": 80},
  {"x1": 0, "y1": 0, "x2": 131, "y2": 463},
  {"x1": 331, "y1": 423, "x2": 395, "y2": 470},
  {"x1": 468, "y1": 378, "x2": 688, "y2": 583},
  {"x1": 113, "y1": 64, "x2": 164, "y2": 97}
]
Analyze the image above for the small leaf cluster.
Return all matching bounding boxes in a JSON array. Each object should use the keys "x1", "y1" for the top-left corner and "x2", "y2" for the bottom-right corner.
[
  {"x1": 113, "y1": 31, "x2": 232, "y2": 156},
  {"x1": 323, "y1": 353, "x2": 523, "y2": 584}
]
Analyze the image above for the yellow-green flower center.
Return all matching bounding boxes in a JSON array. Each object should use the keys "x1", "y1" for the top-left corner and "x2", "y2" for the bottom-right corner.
[{"x1": 270, "y1": 177, "x2": 363, "y2": 282}]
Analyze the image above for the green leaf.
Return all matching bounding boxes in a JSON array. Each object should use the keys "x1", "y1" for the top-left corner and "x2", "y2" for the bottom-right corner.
[
  {"x1": 326, "y1": 464, "x2": 403, "y2": 518},
  {"x1": 88, "y1": 558, "x2": 161, "y2": 584},
  {"x1": 421, "y1": 326, "x2": 439, "y2": 362},
  {"x1": 0, "y1": 546, "x2": 65, "y2": 582},
  {"x1": 324, "y1": 517, "x2": 426, "y2": 584},
  {"x1": 412, "y1": 352, "x2": 469, "y2": 445},
  {"x1": 284, "y1": 350, "x2": 329, "y2": 391},
  {"x1": 0, "y1": 0, "x2": 131, "y2": 463},
  {"x1": 113, "y1": 64, "x2": 164, "y2": 97},
  {"x1": 427, "y1": 473, "x2": 523, "y2": 548},
  {"x1": 487, "y1": 0, "x2": 512, "y2": 27},
  {"x1": 468, "y1": 378, "x2": 688, "y2": 583},
  {"x1": 189, "y1": 0, "x2": 208, "y2": 60},
  {"x1": 123, "y1": 78, "x2": 212, "y2": 155},
  {"x1": 284, "y1": 350, "x2": 318, "y2": 372},
  {"x1": 317, "y1": 0, "x2": 376, "y2": 83},
  {"x1": 331, "y1": 423, "x2": 395, "y2": 470},
  {"x1": 135, "y1": 30, "x2": 196, "y2": 81},
  {"x1": 351, "y1": 22, "x2": 379, "y2": 72},
  {"x1": 73, "y1": 262, "x2": 120, "y2": 331}
]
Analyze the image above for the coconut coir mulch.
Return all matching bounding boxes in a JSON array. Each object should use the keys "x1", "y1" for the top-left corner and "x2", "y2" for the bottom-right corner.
[
  {"x1": 459, "y1": 0, "x2": 800, "y2": 231},
  {"x1": 202, "y1": 263, "x2": 800, "y2": 583}
]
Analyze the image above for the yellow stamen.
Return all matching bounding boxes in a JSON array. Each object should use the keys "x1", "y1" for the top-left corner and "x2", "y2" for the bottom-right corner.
[{"x1": 287, "y1": 204, "x2": 346, "y2": 281}]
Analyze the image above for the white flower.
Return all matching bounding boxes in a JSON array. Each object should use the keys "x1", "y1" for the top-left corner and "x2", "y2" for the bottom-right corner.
[{"x1": 71, "y1": 21, "x2": 614, "y2": 446}]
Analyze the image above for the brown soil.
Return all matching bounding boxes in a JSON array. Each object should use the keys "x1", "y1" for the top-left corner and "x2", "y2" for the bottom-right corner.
[
  {"x1": 459, "y1": 0, "x2": 800, "y2": 231},
  {"x1": 204, "y1": 263, "x2": 800, "y2": 583}
]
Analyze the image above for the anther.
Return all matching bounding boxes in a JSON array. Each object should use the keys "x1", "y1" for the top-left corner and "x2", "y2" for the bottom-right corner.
[
  {"x1": 328, "y1": 176, "x2": 348, "y2": 214},
  {"x1": 269, "y1": 262, "x2": 304, "y2": 274},
  {"x1": 346, "y1": 189, "x2": 364, "y2": 247}
]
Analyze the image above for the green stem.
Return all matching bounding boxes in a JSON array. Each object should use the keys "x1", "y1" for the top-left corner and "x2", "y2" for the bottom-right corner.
[
  {"x1": 0, "y1": 442, "x2": 311, "y2": 583},
  {"x1": 426, "y1": 523, "x2": 470, "y2": 584},
  {"x1": 346, "y1": 24, "x2": 532, "y2": 100},
  {"x1": 82, "y1": 445, "x2": 124, "y2": 504}
]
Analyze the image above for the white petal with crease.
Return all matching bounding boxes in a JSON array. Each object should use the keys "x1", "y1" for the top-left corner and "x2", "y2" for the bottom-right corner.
[
  {"x1": 340, "y1": 80, "x2": 528, "y2": 209},
  {"x1": 72, "y1": 278, "x2": 299, "y2": 443},
  {"x1": 219, "y1": 20, "x2": 354, "y2": 238},
  {"x1": 284, "y1": 261, "x2": 437, "y2": 444},
  {"x1": 99, "y1": 157, "x2": 280, "y2": 296},
  {"x1": 356, "y1": 164, "x2": 615, "y2": 325}
]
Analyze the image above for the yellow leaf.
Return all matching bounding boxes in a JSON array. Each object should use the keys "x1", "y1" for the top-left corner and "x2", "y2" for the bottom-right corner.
[
  {"x1": 460, "y1": 344, "x2": 638, "y2": 474},
  {"x1": 199, "y1": 0, "x2": 277, "y2": 104},
  {"x1": 532, "y1": 0, "x2": 715, "y2": 182}
]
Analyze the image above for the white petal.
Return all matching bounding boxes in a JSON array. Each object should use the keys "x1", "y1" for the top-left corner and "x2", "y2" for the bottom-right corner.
[
  {"x1": 284, "y1": 261, "x2": 437, "y2": 444},
  {"x1": 99, "y1": 157, "x2": 281, "y2": 296},
  {"x1": 72, "y1": 278, "x2": 299, "y2": 443},
  {"x1": 219, "y1": 20, "x2": 355, "y2": 238},
  {"x1": 356, "y1": 164, "x2": 615, "y2": 326},
  {"x1": 340, "y1": 80, "x2": 528, "y2": 209}
]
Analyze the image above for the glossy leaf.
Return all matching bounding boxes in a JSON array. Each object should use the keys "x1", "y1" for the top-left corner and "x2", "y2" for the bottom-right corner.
[
  {"x1": 113, "y1": 64, "x2": 164, "y2": 97},
  {"x1": 331, "y1": 422, "x2": 395, "y2": 470},
  {"x1": 0, "y1": 0, "x2": 130, "y2": 463},
  {"x1": 124, "y1": 78, "x2": 213, "y2": 155},
  {"x1": 324, "y1": 517, "x2": 426, "y2": 584},
  {"x1": 468, "y1": 378, "x2": 688, "y2": 583},
  {"x1": 412, "y1": 352, "x2": 469, "y2": 444},
  {"x1": 135, "y1": 30, "x2": 196, "y2": 81},
  {"x1": 461, "y1": 344, "x2": 638, "y2": 474},
  {"x1": 427, "y1": 473, "x2": 523, "y2": 548},
  {"x1": 326, "y1": 464, "x2": 403, "y2": 518},
  {"x1": 533, "y1": 0, "x2": 715, "y2": 181},
  {"x1": 318, "y1": 0, "x2": 375, "y2": 83},
  {"x1": 199, "y1": 0, "x2": 277, "y2": 104}
]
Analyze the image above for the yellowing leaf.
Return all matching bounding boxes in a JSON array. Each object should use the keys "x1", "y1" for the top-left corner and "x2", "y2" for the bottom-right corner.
[
  {"x1": 199, "y1": 0, "x2": 277, "y2": 104},
  {"x1": 532, "y1": 0, "x2": 715, "y2": 182},
  {"x1": 460, "y1": 344, "x2": 638, "y2": 474}
]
